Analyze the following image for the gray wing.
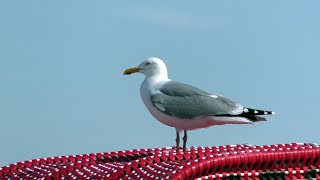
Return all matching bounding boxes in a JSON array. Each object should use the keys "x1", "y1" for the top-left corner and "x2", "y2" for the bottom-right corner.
[{"x1": 151, "y1": 81, "x2": 243, "y2": 119}]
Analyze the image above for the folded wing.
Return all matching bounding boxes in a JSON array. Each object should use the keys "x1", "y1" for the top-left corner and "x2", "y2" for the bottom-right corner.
[{"x1": 151, "y1": 81, "x2": 244, "y2": 119}]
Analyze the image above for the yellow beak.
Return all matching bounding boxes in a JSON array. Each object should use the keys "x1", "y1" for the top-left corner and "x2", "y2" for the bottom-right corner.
[{"x1": 124, "y1": 67, "x2": 140, "y2": 75}]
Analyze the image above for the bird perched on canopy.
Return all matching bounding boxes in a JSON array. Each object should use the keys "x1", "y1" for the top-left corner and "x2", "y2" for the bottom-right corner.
[{"x1": 124, "y1": 57, "x2": 274, "y2": 152}]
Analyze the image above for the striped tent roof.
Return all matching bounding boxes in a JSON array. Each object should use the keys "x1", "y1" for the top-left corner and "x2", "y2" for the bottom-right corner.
[{"x1": 1, "y1": 143, "x2": 320, "y2": 179}]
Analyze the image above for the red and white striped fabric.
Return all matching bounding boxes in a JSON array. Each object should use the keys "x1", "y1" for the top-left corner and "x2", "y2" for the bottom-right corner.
[{"x1": 1, "y1": 143, "x2": 320, "y2": 179}]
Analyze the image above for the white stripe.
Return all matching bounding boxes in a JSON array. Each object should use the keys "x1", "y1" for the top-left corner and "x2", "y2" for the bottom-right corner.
[{"x1": 209, "y1": 95, "x2": 218, "y2": 98}]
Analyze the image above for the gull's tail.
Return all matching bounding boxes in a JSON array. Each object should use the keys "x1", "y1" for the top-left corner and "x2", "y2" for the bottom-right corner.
[{"x1": 215, "y1": 107, "x2": 275, "y2": 122}]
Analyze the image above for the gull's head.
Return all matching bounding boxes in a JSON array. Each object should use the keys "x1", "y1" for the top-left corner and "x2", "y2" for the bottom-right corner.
[{"x1": 124, "y1": 57, "x2": 168, "y2": 79}]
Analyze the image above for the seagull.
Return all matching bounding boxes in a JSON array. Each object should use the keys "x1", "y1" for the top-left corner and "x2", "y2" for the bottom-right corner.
[{"x1": 124, "y1": 57, "x2": 274, "y2": 152}]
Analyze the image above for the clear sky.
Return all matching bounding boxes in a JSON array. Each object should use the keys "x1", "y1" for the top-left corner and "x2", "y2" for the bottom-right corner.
[{"x1": 1, "y1": 1, "x2": 320, "y2": 167}]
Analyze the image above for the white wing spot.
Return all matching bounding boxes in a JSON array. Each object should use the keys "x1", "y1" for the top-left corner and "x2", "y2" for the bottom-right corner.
[
  {"x1": 243, "y1": 108, "x2": 249, "y2": 113},
  {"x1": 254, "y1": 110, "x2": 259, "y2": 114},
  {"x1": 264, "y1": 111, "x2": 268, "y2": 115},
  {"x1": 209, "y1": 95, "x2": 218, "y2": 98},
  {"x1": 154, "y1": 102, "x2": 165, "y2": 112}
]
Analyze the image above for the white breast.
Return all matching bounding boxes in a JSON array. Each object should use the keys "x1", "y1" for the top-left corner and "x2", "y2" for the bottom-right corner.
[{"x1": 140, "y1": 78, "x2": 179, "y2": 127}]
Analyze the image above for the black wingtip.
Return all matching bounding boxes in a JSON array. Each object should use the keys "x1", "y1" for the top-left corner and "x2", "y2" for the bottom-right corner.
[{"x1": 243, "y1": 108, "x2": 275, "y2": 116}]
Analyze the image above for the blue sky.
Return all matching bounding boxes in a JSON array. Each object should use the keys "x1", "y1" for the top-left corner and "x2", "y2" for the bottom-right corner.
[{"x1": 1, "y1": 1, "x2": 320, "y2": 167}]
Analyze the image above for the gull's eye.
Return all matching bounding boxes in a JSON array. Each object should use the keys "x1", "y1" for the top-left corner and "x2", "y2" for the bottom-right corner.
[{"x1": 145, "y1": 62, "x2": 151, "y2": 66}]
